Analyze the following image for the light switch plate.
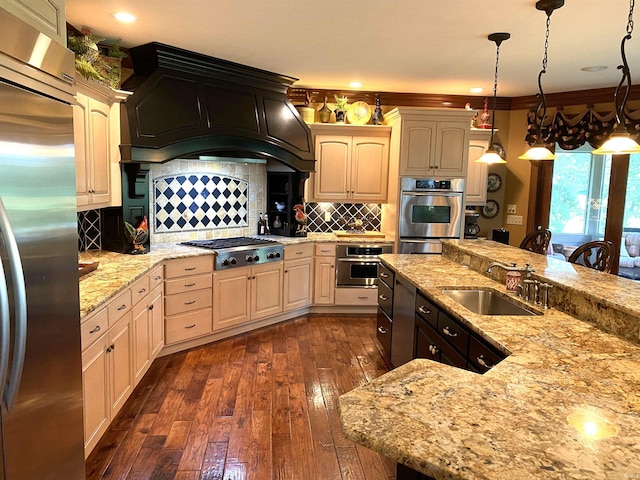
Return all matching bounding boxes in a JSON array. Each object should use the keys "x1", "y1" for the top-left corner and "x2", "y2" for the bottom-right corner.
[
  {"x1": 506, "y1": 214, "x2": 523, "y2": 225},
  {"x1": 507, "y1": 204, "x2": 517, "y2": 214}
]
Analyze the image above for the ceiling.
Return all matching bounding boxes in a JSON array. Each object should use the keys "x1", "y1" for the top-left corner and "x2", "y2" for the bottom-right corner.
[{"x1": 66, "y1": 0, "x2": 637, "y2": 98}]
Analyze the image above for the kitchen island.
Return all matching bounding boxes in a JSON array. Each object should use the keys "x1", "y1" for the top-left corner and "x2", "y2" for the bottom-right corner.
[{"x1": 339, "y1": 239, "x2": 640, "y2": 480}]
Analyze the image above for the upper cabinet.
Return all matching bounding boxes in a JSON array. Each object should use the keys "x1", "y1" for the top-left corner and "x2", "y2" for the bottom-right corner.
[
  {"x1": 0, "y1": 0, "x2": 66, "y2": 45},
  {"x1": 74, "y1": 77, "x2": 130, "y2": 211},
  {"x1": 465, "y1": 129, "x2": 493, "y2": 206},
  {"x1": 385, "y1": 107, "x2": 473, "y2": 178},
  {"x1": 308, "y1": 124, "x2": 391, "y2": 203}
]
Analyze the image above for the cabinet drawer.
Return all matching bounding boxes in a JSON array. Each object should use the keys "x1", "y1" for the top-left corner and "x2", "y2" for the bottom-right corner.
[
  {"x1": 415, "y1": 316, "x2": 466, "y2": 369},
  {"x1": 415, "y1": 291, "x2": 438, "y2": 328},
  {"x1": 165, "y1": 289, "x2": 213, "y2": 316},
  {"x1": 284, "y1": 243, "x2": 314, "y2": 260},
  {"x1": 335, "y1": 287, "x2": 377, "y2": 306},
  {"x1": 131, "y1": 275, "x2": 150, "y2": 306},
  {"x1": 165, "y1": 308, "x2": 213, "y2": 344},
  {"x1": 165, "y1": 273, "x2": 212, "y2": 295},
  {"x1": 468, "y1": 335, "x2": 506, "y2": 373},
  {"x1": 149, "y1": 266, "x2": 164, "y2": 291},
  {"x1": 377, "y1": 280, "x2": 393, "y2": 316},
  {"x1": 377, "y1": 263, "x2": 394, "y2": 288},
  {"x1": 81, "y1": 307, "x2": 108, "y2": 351},
  {"x1": 437, "y1": 310, "x2": 469, "y2": 356},
  {"x1": 165, "y1": 256, "x2": 213, "y2": 278},
  {"x1": 376, "y1": 307, "x2": 392, "y2": 366},
  {"x1": 315, "y1": 243, "x2": 336, "y2": 257},
  {"x1": 108, "y1": 289, "x2": 132, "y2": 326}
]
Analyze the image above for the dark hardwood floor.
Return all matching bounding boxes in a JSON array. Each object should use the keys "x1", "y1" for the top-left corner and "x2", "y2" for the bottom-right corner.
[{"x1": 86, "y1": 313, "x2": 397, "y2": 480}]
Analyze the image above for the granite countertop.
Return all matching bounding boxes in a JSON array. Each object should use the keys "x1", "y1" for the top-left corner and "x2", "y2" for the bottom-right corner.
[
  {"x1": 78, "y1": 232, "x2": 394, "y2": 318},
  {"x1": 338, "y1": 242, "x2": 640, "y2": 480}
]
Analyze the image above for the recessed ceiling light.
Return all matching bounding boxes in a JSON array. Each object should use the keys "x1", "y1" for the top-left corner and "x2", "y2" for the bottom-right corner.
[
  {"x1": 113, "y1": 12, "x2": 137, "y2": 23},
  {"x1": 470, "y1": 87, "x2": 484, "y2": 93},
  {"x1": 581, "y1": 65, "x2": 607, "y2": 72},
  {"x1": 349, "y1": 81, "x2": 363, "y2": 88}
]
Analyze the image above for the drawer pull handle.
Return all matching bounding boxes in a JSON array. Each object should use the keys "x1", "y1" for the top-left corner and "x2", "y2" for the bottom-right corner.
[
  {"x1": 138, "y1": 288, "x2": 147, "y2": 294},
  {"x1": 117, "y1": 304, "x2": 127, "y2": 311},
  {"x1": 380, "y1": 272, "x2": 389, "y2": 278},
  {"x1": 442, "y1": 326, "x2": 458, "y2": 337},
  {"x1": 379, "y1": 294, "x2": 388, "y2": 301},
  {"x1": 296, "y1": 251, "x2": 304, "y2": 255},
  {"x1": 417, "y1": 306, "x2": 431, "y2": 315},
  {"x1": 185, "y1": 324, "x2": 196, "y2": 329},
  {"x1": 148, "y1": 305, "x2": 154, "y2": 311},
  {"x1": 321, "y1": 249, "x2": 330, "y2": 253},
  {"x1": 184, "y1": 267, "x2": 196, "y2": 271},
  {"x1": 89, "y1": 325, "x2": 101, "y2": 334},
  {"x1": 429, "y1": 345, "x2": 439, "y2": 356},
  {"x1": 358, "y1": 296, "x2": 369, "y2": 300},
  {"x1": 377, "y1": 326, "x2": 387, "y2": 334},
  {"x1": 477, "y1": 355, "x2": 495, "y2": 370},
  {"x1": 155, "y1": 276, "x2": 162, "y2": 281},
  {"x1": 184, "y1": 282, "x2": 196, "y2": 287},
  {"x1": 184, "y1": 300, "x2": 196, "y2": 305}
]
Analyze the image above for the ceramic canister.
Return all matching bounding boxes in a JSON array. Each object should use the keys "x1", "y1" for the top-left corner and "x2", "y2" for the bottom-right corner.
[{"x1": 506, "y1": 271, "x2": 521, "y2": 292}]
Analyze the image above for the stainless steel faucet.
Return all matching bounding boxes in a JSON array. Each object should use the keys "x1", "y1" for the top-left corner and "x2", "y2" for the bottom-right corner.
[{"x1": 486, "y1": 262, "x2": 534, "y2": 277}]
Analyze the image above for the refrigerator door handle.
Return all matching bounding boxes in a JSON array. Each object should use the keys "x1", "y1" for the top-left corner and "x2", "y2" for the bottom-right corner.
[
  {"x1": 0, "y1": 197, "x2": 27, "y2": 412},
  {"x1": 0, "y1": 256, "x2": 10, "y2": 398}
]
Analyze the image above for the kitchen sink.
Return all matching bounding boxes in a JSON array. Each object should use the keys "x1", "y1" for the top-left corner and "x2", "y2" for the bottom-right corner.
[{"x1": 440, "y1": 288, "x2": 541, "y2": 316}]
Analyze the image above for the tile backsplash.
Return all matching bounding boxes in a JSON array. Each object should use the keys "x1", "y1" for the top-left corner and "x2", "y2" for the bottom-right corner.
[
  {"x1": 306, "y1": 202, "x2": 381, "y2": 232},
  {"x1": 78, "y1": 209, "x2": 101, "y2": 251}
]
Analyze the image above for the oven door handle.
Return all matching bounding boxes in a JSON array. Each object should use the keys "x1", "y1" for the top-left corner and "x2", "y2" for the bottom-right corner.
[
  {"x1": 401, "y1": 192, "x2": 462, "y2": 197},
  {"x1": 336, "y1": 258, "x2": 381, "y2": 263}
]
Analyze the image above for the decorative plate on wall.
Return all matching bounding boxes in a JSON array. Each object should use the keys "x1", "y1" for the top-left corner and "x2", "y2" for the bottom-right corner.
[
  {"x1": 482, "y1": 199, "x2": 500, "y2": 219},
  {"x1": 487, "y1": 173, "x2": 502, "y2": 192}
]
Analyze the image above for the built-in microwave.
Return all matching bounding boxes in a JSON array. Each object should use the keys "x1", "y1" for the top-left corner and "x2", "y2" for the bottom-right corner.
[
  {"x1": 399, "y1": 178, "x2": 464, "y2": 254},
  {"x1": 335, "y1": 244, "x2": 393, "y2": 288}
]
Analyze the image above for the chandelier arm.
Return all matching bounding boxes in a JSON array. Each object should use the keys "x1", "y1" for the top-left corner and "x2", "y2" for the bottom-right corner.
[
  {"x1": 615, "y1": 33, "x2": 633, "y2": 127},
  {"x1": 535, "y1": 68, "x2": 547, "y2": 142}
]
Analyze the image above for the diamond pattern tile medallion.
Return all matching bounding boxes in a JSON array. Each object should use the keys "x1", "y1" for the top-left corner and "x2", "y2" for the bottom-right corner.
[
  {"x1": 153, "y1": 174, "x2": 249, "y2": 233},
  {"x1": 306, "y1": 202, "x2": 381, "y2": 232}
]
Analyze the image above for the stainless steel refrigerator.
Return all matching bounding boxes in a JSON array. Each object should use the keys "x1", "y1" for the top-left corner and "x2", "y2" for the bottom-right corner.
[{"x1": 0, "y1": 9, "x2": 85, "y2": 480}]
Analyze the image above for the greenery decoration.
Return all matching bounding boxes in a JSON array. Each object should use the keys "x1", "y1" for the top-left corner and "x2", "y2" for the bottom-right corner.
[{"x1": 67, "y1": 27, "x2": 127, "y2": 88}]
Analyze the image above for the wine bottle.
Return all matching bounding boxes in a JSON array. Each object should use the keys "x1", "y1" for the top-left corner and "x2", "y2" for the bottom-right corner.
[
  {"x1": 258, "y1": 213, "x2": 265, "y2": 235},
  {"x1": 264, "y1": 214, "x2": 271, "y2": 235}
]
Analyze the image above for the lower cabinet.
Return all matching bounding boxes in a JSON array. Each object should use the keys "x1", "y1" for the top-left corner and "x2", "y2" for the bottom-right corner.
[
  {"x1": 335, "y1": 287, "x2": 378, "y2": 305},
  {"x1": 164, "y1": 256, "x2": 213, "y2": 345},
  {"x1": 82, "y1": 313, "x2": 133, "y2": 457},
  {"x1": 213, "y1": 262, "x2": 283, "y2": 331},
  {"x1": 283, "y1": 244, "x2": 313, "y2": 311},
  {"x1": 313, "y1": 243, "x2": 336, "y2": 305}
]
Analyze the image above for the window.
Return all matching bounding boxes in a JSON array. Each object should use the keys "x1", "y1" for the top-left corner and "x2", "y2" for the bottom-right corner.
[
  {"x1": 549, "y1": 145, "x2": 611, "y2": 239},
  {"x1": 623, "y1": 155, "x2": 640, "y2": 230}
]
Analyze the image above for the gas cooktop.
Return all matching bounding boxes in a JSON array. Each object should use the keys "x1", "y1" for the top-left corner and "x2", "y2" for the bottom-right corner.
[{"x1": 181, "y1": 237, "x2": 283, "y2": 269}]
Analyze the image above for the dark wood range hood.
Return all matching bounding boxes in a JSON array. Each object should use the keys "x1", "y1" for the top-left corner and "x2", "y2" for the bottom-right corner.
[{"x1": 119, "y1": 42, "x2": 316, "y2": 172}]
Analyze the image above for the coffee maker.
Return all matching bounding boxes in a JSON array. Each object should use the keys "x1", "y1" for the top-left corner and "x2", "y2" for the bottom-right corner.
[{"x1": 464, "y1": 210, "x2": 480, "y2": 239}]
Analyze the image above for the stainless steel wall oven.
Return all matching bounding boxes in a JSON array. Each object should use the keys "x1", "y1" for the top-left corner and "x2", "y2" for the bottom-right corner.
[
  {"x1": 336, "y1": 243, "x2": 393, "y2": 288},
  {"x1": 399, "y1": 177, "x2": 464, "y2": 254}
]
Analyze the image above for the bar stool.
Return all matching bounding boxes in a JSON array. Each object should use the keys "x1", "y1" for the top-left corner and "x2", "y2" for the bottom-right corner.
[
  {"x1": 567, "y1": 240, "x2": 616, "y2": 273},
  {"x1": 519, "y1": 228, "x2": 552, "y2": 255}
]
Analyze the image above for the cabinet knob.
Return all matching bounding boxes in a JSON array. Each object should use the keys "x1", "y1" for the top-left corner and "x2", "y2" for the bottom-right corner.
[
  {"x1": 377, "y1": 326, "x2": 388, "y2": 334},
  {"x1": 380, "y1": 272, "x2": 389, "y2": 279},
  {"x1": 148, "y1": 305, "x2": 154, "y2": 311},
  {"x1": 379, "y1": 294, "x2": 388, "y2": 301},
  {"x1": 89, "y1": 325, "x2": 101, "y2": 334},
  {"x1": 476, "y1": 355, "x2": 494, "y2": 370}
]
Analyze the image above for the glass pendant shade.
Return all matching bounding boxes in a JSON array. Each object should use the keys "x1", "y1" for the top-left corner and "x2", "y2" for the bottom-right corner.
[
  {"x1": 518, "y1": 141, "x2": 556, "y2": 160},
  {"x1": 592, "y1": 0, "x2": 640, "y2": 155},
  {"x1": 477, "y1": 146, "x2": 506, "y2": 164}
]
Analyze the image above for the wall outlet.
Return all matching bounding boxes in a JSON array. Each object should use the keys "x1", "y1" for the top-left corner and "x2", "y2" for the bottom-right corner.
[
  {"x1": 462, "y1": 254, "x2": 471, "y2": 266},
  {"x1": 324, "y1": 211, "x2": 331, "y2": 222},
  {"x1": 507, "y1": 204, "x2": 517, "y2": 214},
  {"x1": 506, "y1": 214, "x2": 523, "y2": 225}
]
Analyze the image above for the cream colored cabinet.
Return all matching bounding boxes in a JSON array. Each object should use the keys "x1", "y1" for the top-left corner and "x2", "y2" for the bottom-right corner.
[
  {"x1": 164, "y1": 256, "x2": 213, "y2": 345},
  {"x1": 213, "y1": 262, "x2": 284, "y2": 331},
  {"x1": 131, "y1": 265, "x2": 164, "y2": 385},
  {"x1": 81, "y1": 312, "x2": 133, "y2": 457},
  {"x1": 384, "y1": 107, "x2": 473, "y2": 178},
  {"x1": 0, "y1": 0, "x2": 66, "y2": 45},
  {"x1": 466, "y1": 130, "x2": 492, "y2": 206},
  {"x1": 283, "y1": 244, "x2": 314, "y2": 311},
  {"x1": 313, "y1": 243, "x2": 336, "y2": 305},
  {"x1": 309, "y1": 125, "x2": 391, "y2": 202},
  {"x1": 74, "y1": 77, "x2": 130, "y2": 211}
]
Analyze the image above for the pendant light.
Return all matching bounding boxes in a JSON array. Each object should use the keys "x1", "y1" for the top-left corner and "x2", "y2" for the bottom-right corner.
[
  {"x1": 518, "y1": 0, "x2": 565, "y2": 161},
  {"x1": 592, "y1": 0, "x2": 640, "y2": 155},
  {"x1": 477, "y1": 32, "x2": 510, "y2": 164}
]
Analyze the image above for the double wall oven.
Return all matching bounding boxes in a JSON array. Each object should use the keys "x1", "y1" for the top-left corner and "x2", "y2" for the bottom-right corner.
[{"x1": 399, "y1": 177, "x2": 464, "y2": 254}]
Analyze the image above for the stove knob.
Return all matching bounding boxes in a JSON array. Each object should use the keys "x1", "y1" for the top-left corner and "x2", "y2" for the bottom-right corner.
[
  {"x1": 253, "y1": 255, "x2": 260, "y2": 262},
  {"x1": 245, "y1": 255, "x2": 254, "y2": 262},
  {"x1": 221, "y1": 259, "x2": 229, "y2": 267},
  {"x1": 229, "y1": 257, "x2": 237, "y2": 265},
  {"x1": 275, "y1": 252, "x2": 281, "y2": 258},
  {"x1": 267, "y1": 252, "x2": 275, "y2": 259}
]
